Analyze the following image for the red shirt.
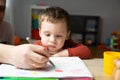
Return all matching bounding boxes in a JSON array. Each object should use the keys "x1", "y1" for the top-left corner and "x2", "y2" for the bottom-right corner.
[{"x1": 34, "y1": 39, "x2": 91, "y2": 59}]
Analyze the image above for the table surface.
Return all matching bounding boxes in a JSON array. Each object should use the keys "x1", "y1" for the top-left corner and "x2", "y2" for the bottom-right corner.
[{"x1": 83, "y1": 58, "x2": 113, "y2": 80}]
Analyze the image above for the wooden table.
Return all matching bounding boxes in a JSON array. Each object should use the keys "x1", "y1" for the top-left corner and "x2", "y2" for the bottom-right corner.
[{"x1": 83, "y1": 58, "x2": 113, "y2": 80}]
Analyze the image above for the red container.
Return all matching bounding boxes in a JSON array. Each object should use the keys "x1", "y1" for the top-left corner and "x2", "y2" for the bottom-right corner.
[{"x1": 31, "y1": 29, "x2": 40, "y2": 40}]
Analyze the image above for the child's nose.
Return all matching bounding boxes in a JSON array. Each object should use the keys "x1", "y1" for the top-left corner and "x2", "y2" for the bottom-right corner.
[{"x1": 49, "y1": 36, "x2": 56, "y2": 43}]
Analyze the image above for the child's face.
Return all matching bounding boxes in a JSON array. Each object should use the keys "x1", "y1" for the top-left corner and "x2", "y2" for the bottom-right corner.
[{"x1": 39, "y1": 19, "x2": 70, "y2": 54}]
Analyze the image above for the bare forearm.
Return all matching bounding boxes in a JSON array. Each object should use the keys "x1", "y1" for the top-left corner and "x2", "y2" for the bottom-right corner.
[{"x1": 0, "y1": 44, "x2": 14, "y2": 63}]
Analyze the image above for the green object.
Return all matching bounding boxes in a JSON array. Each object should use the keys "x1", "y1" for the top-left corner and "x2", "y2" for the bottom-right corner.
[{"x1": 2, "y1": 77, "x2": 58, "y2": 80}]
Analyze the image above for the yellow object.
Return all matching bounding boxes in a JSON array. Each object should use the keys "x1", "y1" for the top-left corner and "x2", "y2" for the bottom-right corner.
[
  {"x1": 104, "y1": 51, "x2": 120, "y2": 76},
  {"x1": 32, "y1": 14, "x2": 38, "y2": 20}
]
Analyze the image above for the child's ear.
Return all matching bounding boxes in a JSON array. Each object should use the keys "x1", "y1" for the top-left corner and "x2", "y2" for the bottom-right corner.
[{"x1": 66, "y1": 31, "x2": 71, "y2": 40}]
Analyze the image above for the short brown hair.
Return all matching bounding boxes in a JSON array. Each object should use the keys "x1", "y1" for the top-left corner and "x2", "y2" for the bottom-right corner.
[{"x1": 39, "y1": 6, "x2": 70, "y2": 32}]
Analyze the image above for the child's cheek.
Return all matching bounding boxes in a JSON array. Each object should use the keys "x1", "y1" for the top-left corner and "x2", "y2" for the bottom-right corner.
[{"x1": 41, "y1": 38, "x2": 48, "y2": 45}]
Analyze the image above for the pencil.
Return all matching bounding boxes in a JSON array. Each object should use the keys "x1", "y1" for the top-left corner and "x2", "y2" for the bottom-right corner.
[{"x1": 26, "y1": 37, "x2": 55, "y2": 67}]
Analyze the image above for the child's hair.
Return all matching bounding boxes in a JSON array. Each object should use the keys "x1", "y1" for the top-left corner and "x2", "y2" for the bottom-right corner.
[{"x1": 39, "y1": 6, "x2": 70, "y2": 32}]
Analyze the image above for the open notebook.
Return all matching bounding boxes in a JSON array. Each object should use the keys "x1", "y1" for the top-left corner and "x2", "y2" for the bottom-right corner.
[{"x1": 0, "y1": 57, "x2": 93, "y2": 80}]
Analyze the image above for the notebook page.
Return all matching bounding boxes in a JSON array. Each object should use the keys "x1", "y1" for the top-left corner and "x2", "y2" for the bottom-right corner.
[{"x1": 0, "y1": 57, "x2": 93, "y2": 78}]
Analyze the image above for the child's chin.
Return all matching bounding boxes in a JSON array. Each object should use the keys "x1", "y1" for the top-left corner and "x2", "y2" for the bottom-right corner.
[{"x1": 48, "y1": 49, "x2": 58, "y2": 55}]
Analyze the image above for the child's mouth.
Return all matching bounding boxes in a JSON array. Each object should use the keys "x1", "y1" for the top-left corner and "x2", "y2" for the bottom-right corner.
[{"x1": 48, "y1": 45, "x2": 56, "y2": 48}]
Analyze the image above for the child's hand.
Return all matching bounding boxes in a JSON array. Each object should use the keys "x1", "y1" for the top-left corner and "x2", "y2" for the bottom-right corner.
[{"x1": 51, "y1": 49, "x2": 69, "y2": 57}]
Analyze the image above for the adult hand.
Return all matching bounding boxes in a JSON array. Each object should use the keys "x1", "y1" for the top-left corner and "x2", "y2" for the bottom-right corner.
[{"x1": 8, "y1": 44, "x2": 49, "y2": 69}]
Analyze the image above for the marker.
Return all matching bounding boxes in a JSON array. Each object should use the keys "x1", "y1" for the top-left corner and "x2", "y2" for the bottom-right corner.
[{"x1": 26, "y1": 37, "x2": 55, "y2": 67}]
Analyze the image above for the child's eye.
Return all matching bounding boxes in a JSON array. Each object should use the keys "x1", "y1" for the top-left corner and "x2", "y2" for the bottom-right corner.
[
  {"x1": 45, "y1": 34, "x2": 50, "y2": 37},
  {"x1": 56, "y1": 35, "x2": 62, "y2": 38}
]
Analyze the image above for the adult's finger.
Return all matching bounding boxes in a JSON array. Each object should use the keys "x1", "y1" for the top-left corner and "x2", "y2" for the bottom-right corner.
[{"x1": 30, "y1": 44, "x2": 50, "y2": 57}]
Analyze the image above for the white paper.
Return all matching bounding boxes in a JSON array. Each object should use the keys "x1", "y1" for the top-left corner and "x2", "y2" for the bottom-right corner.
[{"x1": 0, "y1": 57, "x2": 93, "y2": 78}]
